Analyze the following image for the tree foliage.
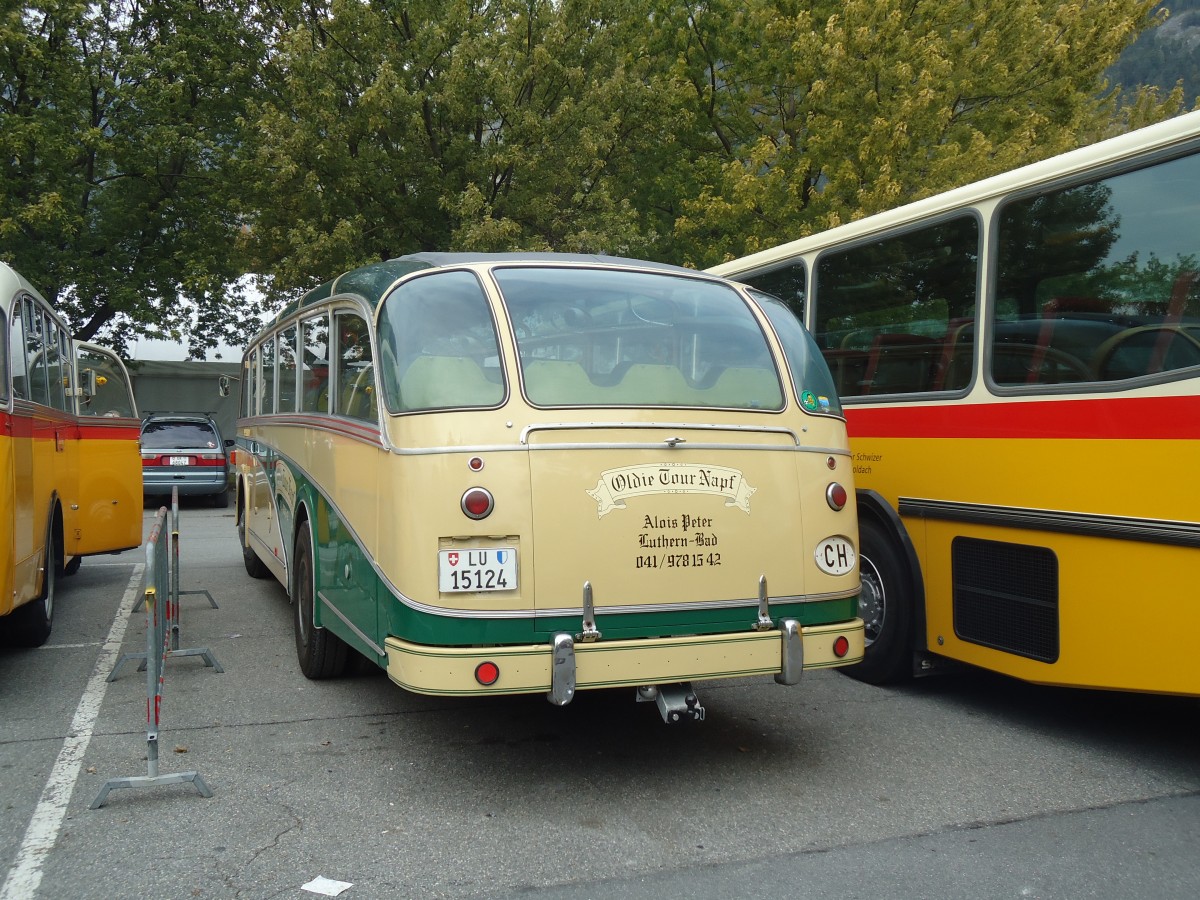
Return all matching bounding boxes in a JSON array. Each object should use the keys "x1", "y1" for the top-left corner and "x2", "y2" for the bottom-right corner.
[
  {"x1": 1, "y1": 0, "x2": 265, "y2": 355},
  {"x1": 667, "y1": 0, "x2": 1184, "y2": 266},
  {"x1": 241, "y1": 0, "x2": 696, "y2": 305},
  {"x1": 1, "y1": 0, "x2": 1186, "y2": 349}
]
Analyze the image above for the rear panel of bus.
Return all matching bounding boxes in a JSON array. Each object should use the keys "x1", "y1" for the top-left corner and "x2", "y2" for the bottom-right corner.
[{"x1": 238, "y1": 259, "x2": 864, "y2": 697}]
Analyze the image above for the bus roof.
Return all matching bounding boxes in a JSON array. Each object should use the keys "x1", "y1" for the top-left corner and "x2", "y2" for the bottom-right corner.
[
  {"x1": 274, "y1": 252, "x2": 700, "y2": 327},
  {"x1": 709, "y1": 108, "x2": 1200, "y2": 277},
  {"x1": 0, "y1": 261, "x2": 49, "y2": 315}
]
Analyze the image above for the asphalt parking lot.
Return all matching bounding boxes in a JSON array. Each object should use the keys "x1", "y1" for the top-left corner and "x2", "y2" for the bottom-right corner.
[{"x1": 2, "y1": 502, "x2": 1199, "y2": 899}]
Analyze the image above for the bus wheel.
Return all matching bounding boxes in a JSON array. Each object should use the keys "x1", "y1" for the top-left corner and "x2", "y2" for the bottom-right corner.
[
  {"x1": 843, "y1": 518, "x2": 913, "y2": 685},
  {"x1": 239, "y1": 492, "x2": 271, "y2": 579},
  {"x1": 292, "y1": 526, "x2": 348, "y2": 679},
  {"x1": 11, "y1": 531, "x2": 58, "y2": 647}
]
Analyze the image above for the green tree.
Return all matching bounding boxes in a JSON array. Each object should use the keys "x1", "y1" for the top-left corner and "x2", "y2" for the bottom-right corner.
[
  {"x1": 666, "y1": 0, "x2": 1184, "y2": 267},
  {"x1": 1, "y1": 0, "x2": 265, "y2": 356},
  {"x1": 241, "y1": 0, "x2": 693, "y2": 305},
  {"x1": 3, "y1": 0, "x2": 1183, "y2": 347}
]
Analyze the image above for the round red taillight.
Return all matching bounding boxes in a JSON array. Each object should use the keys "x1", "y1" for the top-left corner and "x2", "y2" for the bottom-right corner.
[
  {"x1": 826, "y1": 482, "x2": 848, "y2": 511},
  {"x1": 475, "y1": 661, "x2": 500, "y2": 686},
  {"x1": 833, "y1": 635, "x2": 850, "y2": 658},
  {"x1": 468, "y1": 456, "x2": 485, "y2": 472},
  {"x1": 461, "y1": 487, "x2": 494, "y2": 520}
]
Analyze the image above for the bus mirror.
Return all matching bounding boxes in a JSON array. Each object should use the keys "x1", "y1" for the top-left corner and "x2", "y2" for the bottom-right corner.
[
  {"x1": 81, "y1": 369, "x2": 99, "y2": 405},
  {"x1": 218, "y1": 375, "x2": 232, "y2": 397}
]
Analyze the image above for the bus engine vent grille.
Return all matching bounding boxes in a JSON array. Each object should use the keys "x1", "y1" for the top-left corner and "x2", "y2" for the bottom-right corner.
[{"x1": 951, "y1": 537, "x2": 1059, "y2": 663}]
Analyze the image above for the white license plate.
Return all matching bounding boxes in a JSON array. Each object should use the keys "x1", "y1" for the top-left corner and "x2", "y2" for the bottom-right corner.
[
  {"x1": 438, "y1": 548, "x2": 517, "y2": 592},
  {"x1": 168, "y1": 456, "x2": 192, "y2": 466}
]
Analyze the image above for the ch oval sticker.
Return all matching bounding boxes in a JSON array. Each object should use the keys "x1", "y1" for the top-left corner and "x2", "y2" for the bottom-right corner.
[{"x1": 814, "y1": 536, "x2": 857, "y2": 576}]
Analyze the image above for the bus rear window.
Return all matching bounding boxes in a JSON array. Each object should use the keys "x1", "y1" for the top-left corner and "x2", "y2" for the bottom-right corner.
[
  {"x1": 494, "y1": 267, "x2": 784, "y2": 410},
  {"x1": 377, "y1": 270, "x2": 506, "y2": 413}
]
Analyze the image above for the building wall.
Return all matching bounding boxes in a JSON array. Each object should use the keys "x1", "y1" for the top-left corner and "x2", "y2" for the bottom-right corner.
[{"x1": 127, "y1": 360, "x2": 242, "y2": 439}]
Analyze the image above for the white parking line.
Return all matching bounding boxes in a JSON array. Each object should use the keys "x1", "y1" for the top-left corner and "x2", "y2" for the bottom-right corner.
[
  {"x1": 0, "y1": 564, "x2": 144, "y2": 900},
  {"x1": 34, "y1": 643, "x2": 105, "y2": 651}
]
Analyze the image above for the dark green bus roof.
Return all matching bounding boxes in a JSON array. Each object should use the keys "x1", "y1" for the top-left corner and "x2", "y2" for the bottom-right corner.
[{"x1": 269, "y1": 252, "x2": 698, "y2": 330}]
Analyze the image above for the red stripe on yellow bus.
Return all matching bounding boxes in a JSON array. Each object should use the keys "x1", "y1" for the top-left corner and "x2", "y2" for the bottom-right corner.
[
  {"x1": 847, "y1": 396, "x2": 1200, "y2": 441},
  {"x1": 0, "y1": 412, "x2": 137, "y2": 441},
  {"x1": 75, "y1": 423, "x2": 139, "y2": 440}
]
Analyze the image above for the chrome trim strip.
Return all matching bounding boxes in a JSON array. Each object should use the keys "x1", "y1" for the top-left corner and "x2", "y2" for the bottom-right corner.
[
  {"x1": 519, "y1": 420, "x2": 803, "y2": 444},
  {"x1": 318, "y1": 590, "x2": 386, "y2": 656},
  {"x1": 243, "y1": 413, "x2": 384, "y2": 447},
  {"x1": 387, "y1": 441, "x2": 851, "y2": 457},
  {"x1": 899, "y1": 497, "x2": 1200, "y2": 549}
]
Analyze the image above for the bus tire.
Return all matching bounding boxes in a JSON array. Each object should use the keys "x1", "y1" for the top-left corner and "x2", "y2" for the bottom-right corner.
[
  {"x1": 292, "y1": 525, "x2": 348, "y2": 679},
  {"x1": 11, "y1": 529, "x2": 58, "y2": 647},
  {"x1": 238, "y1": 494, "x2": 271, "y2": 580},
  {"x1": 842, "y1": 517, "x2": 913, "y2": 685}
]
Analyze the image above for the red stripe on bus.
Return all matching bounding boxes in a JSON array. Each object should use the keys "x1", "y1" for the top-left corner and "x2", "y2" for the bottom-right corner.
[
  {"x1": 75, "y1": 424, "x2": 139, "y2": 440},
  {"x1": 1, "y1": 412, "x2": 137, "y2": 441},
  {"x1": 846, "y1": 396, "x2": 1200, "y2": 440}
]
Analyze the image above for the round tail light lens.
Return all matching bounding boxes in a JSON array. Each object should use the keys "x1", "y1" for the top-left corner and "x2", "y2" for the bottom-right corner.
[
  {"x1": 475, "y1": 661, "x2": 500, "y2": 686},
  {"x1": 461, "y1": 487, "x2": 494, "y2": 520},
  {"x1": 826, "y1": 482, "x2": 848, "y2": 511}
]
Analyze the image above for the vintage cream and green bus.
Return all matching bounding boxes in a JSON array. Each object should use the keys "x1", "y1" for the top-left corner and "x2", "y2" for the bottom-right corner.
[
  {"x1": 234, "y1": 253, "x2": 863, "y2": 720},
  {"x1": 2, "y1": 261, "x2": 142, "y2": 646}
]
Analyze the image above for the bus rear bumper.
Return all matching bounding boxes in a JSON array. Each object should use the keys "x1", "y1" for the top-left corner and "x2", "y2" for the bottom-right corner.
[{"x1": 383, "y1": 618, "x2": 865, "y2": 700}]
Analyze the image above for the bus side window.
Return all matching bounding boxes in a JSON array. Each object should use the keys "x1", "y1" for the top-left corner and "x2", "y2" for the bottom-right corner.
[
  {"x1": 0, "y1": 307, "x2": 6, "y2": 404},
  {"x1": 25, "y1": 298, "x2": 50, "y2": 406},
  {"x1": 7, "y1": 304, "x2": 23, "y2": 400},
  {"x1": 335, "y1": 311, "x2": 376, "y2": 421},
  {"x1": 995, "y1": 151, "x2": 1200, "y2": 387},
  {"x1": 260, "y1": 336, "x2": 276, "y2": 415},
  {"x1": 245, "y1": 347, "x2": 258, "y2": 416},
  {"x1": 301, "y1": 313, "x2": 330, "y2": 414},
  {"x1": 278, "y1": 325, "x2": 298, "y2": 413},
  {"x1": 814, "y1": 214, "x2": 979, "y2": 398}
]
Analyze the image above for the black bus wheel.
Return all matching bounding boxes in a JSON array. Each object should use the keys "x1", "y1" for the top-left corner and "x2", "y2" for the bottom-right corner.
[
  {"x1": 238, "y1": 493, "x2": 271, "y2": 580},
  {"x1": 843, "y1": 517, "x2": 914, "y2": 685},
  {"x1": 10, "y1": 531, "x2": 57, "y2": 647},
  {"x1": 292, "y1": 526, "x2": 348, "y2": 679}
]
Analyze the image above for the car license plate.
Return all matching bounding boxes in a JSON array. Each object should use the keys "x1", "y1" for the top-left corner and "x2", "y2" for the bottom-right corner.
[
  {"x1": 438, "y1": 548, "x2": 517, "y2": 592},
  {"x1": 168, "y1": 456, "x2": 192, "y2": 466}
]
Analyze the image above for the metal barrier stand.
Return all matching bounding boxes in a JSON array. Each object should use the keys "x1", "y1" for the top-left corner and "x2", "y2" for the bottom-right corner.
[
  {"x1": 173, "y1": 491, "x2": 219, "y2": 611},
  {"x1": 92, "y1": 496, "x2": 215, "y2": 808},
  {"x1": 110, "y1": 492, "x2": 223, "y2": 678}
]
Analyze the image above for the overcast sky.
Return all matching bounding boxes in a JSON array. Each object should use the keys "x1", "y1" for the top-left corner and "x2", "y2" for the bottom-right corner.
[{"x1": 128, "y1": 335, "x2": 243, "y2": 362}]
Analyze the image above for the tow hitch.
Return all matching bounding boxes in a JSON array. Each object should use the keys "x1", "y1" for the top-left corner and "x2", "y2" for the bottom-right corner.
[{"x1": 637, "y1": 683, "x2": 705, "y2": 723}]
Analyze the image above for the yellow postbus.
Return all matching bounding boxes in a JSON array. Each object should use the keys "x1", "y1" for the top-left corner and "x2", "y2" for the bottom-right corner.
[
  {"x1": 710, "y1": 110, "x2": 1200, "y2": 696},
  {"x1": 2, "y1": 262, "x2": 142, "y2": 646},
  {"x1": 234, "y1": 253, "x2": 864, "y2": 721}
]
